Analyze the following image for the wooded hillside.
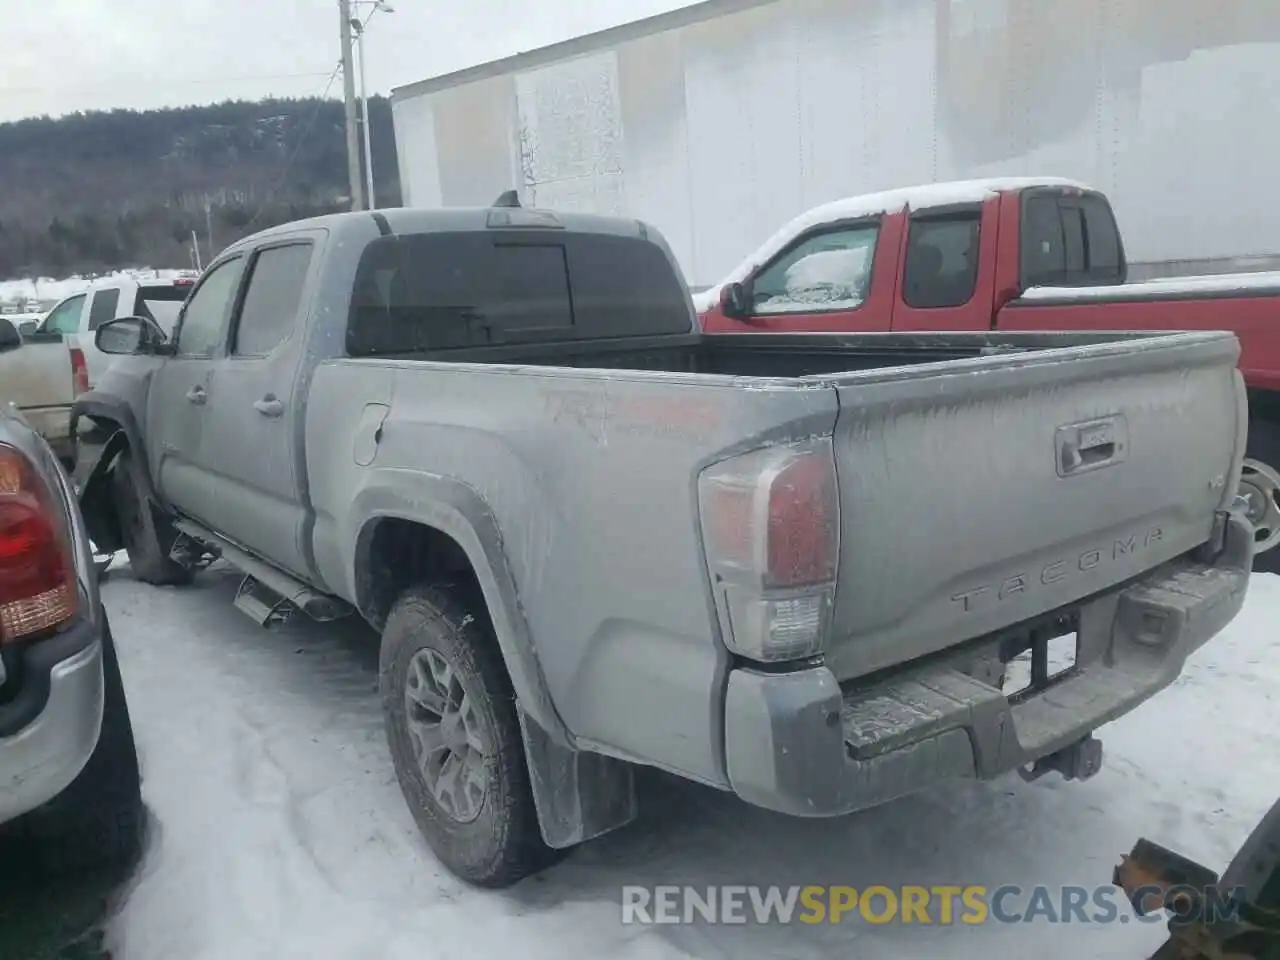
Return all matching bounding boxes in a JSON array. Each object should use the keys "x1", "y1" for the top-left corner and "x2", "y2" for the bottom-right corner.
[{"x1": 0, "y1": 96, "x2": 400, "y2": 280}]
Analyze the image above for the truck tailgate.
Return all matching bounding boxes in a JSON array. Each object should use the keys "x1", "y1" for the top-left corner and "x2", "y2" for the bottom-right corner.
[
  {"x1": 821, "y1": 330, "x2": 1245, "y2": 682},
  {"x1": 0, "y1": 342, "x2": 73, "y2": 414}
]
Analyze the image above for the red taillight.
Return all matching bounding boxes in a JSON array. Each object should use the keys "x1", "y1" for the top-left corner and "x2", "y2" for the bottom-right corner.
[
  {"x1": 0, "y1": 445, "x2": 78, "y2": 643},
  {"x1": 699, "y1": 438, "x2": 839, "y2": 662},
  {"x1": 766, "y1": 453, "x2": 838, "y2": 589},
  {"x1": 70, "y1": 347, "x2": 90, "y2": 395}
]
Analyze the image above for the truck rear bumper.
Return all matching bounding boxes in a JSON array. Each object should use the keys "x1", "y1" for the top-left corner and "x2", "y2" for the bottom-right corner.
[{"x1": 723, "y1": 508, "x2": 1253, "y2": 817}]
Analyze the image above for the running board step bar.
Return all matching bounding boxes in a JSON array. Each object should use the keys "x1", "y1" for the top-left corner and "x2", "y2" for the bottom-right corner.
[
  {"x1": 172, "y1": 519, "x2": 353, "y2": 625},
  {"x1": 234, "y1": 575, "x2": 296, "y2": 628}
]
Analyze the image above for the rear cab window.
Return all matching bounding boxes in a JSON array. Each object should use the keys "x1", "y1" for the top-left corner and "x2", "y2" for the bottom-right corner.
[
  {"x1": 346, "y1": 229, "x2": 692, "y2": 355},
  {"x1": 1020, "y1": 188, "x2": 1126, "y2": 289}
]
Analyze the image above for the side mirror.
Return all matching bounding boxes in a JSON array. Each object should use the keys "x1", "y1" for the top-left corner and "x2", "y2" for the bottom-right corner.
[
  {"x1": 17, "y1": 321, "x2": 37, "y2": 338},
  {"x1": 719, "y1": 281, "x2": 752, "y2": 321},
  {"x1": 95, "y1": 316, "x2": 168, "y2": 356},
  {"x1": 0, "y1": 319, "x2": 20, "y2": 353}
]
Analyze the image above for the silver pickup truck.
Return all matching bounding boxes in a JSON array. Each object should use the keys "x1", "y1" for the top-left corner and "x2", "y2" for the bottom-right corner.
[{"x1": 72, "y1": 204, "x2": 1253, "y2": 888}]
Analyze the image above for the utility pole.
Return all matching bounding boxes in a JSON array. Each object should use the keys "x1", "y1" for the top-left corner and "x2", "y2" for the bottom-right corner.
[
  {"x1": 356, "y1": 23, "x2": 376, "y2": 209},
  {"x1": 339, "y1": 0, "x2": 365, "y2": 211},
  {"x1": 204, "y1": 198, "x2": 214, "y2": 257}
]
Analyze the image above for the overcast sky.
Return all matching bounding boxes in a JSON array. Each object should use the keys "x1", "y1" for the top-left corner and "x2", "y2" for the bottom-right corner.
[{"x1": 0, "y1": 0, "x2": 694, "y2": 123}]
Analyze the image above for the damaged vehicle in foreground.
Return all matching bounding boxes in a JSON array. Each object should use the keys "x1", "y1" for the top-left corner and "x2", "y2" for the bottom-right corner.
[{"x1": 70, "y1": 202, "x2": 1252, "y2": 887}]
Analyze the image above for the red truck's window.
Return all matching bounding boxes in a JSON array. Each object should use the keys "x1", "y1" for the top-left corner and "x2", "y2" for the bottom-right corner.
[
  {"x1": 1021, "y1": 190, "x2": 1124, "y2": 289},
  {"x1": 903, "y1": 212, "x2": 980, "y2": 308},
  {"x1": 748, "y1": 224, "x2": 878, "y2": 316}
]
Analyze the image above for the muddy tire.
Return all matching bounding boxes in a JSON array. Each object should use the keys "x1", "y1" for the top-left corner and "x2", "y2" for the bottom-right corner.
[
  {"x1": 1242, "y1": 418, "x2": 1280, "y2": 575},
  {"x1": 111, "y1": 449, "x2": 193, "y2": 586},
  {"x1": 22, "y1": 618, "x2": 145, "y2": 877},
  {"x1": 379, "y1": 583, "x2": 555, "y2": 887}
]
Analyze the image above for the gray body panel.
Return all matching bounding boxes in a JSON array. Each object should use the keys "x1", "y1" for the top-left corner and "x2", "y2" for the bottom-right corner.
[
  {"x1": 0, "y1": 408, "x2": 107, "y2": 826},
  {"x1": 79, "y1": 207, "x2": 1251, "y2": 821}
]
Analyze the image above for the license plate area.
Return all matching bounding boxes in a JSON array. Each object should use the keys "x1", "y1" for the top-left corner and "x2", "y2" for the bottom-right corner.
[{"x1": 1000, "y1": 614, "x2": 1080, "y2": 702}]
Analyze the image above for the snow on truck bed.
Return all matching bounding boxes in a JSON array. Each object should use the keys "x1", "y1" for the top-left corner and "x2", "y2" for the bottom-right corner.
[
  {"x1": 1020, "y1": 270, "x2": 1280, "y2": 302},
  {"x1": 100, "y1": 563, "x2": 1279, "y2": 960}
]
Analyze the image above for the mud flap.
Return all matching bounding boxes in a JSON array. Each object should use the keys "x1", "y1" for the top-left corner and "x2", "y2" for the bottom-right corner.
[{"x1": 517, "y1": 706, "x2": 638, "y2": 849}]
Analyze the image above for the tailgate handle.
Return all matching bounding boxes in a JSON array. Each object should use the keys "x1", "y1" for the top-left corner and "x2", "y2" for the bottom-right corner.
[{"x1": 1056, "y1": 415, "x2": 1128, "y2": 477}]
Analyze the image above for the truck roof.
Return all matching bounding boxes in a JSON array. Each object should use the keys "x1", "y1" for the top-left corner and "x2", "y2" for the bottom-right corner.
[{"x1": 223, "y1": 205, "x2": 660, "y2": 255}]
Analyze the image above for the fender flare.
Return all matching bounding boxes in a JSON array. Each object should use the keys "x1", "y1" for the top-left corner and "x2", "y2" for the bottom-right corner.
[
  {"x1": 72, "y1": 394, "x2": 162, "y2": 504},
  {"x1": 350, "y1": 470, "x2": 571, "y2": 748},
  {"x1": 72, "y1": 394, "x2": 166, "y2": 551}
]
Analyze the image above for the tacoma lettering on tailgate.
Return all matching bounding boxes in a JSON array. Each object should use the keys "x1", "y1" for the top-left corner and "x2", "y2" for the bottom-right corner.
[{"x1": 950, "y1": 527, "x2": 1165, "y2": 612}]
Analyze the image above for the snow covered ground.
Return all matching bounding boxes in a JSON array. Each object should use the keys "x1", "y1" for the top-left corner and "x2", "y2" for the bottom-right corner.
[{"x1": 99, "y1": 563, "x2": 1280, "y2": 960}]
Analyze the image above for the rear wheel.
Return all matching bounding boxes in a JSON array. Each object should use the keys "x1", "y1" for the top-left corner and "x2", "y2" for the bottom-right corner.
[
  {"x1": 379, "y1": 583, "x2": 556, "y2": 887},
  {"x1": 111, "y1": 450, "x2": 193, "y2": 586},
  {"x1": 1242, "y1": 419, "x2": 1280, "y2": 574}
]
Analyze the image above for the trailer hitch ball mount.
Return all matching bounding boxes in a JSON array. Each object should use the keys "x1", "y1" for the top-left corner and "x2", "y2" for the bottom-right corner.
[{"x1": 1018, "y1": 734, "x2": 1104, "y2": 784}]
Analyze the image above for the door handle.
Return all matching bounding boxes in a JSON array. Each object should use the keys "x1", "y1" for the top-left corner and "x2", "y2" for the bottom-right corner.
[
  {"x1": 1055, "y1": 415, "x2": 1128, "y2": 477},
  {"x1": 253, "y1": 395, "x2": 284, "y2": 418},
  {"x1": 185, "y1": 385, "x2": 207, "y2": 405}
]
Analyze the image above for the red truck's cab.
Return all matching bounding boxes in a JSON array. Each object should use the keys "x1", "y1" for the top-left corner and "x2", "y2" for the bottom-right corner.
[{"x1": 697, "y1": 177, "x2": 1280, "y2": 570}]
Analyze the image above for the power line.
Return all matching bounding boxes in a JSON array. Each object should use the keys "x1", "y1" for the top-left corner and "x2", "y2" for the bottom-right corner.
[{"x1": 243, "y1": 62, "x2": 345, "y2": 229}]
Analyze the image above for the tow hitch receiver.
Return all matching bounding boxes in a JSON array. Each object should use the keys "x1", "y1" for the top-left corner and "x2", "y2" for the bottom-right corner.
[
  {"x1": 1018, "y1": 734, "x2": 1104, "y2": 783},
  {"x1": 1115, "y1": 798, "x2": 1280, "y2": 958}
]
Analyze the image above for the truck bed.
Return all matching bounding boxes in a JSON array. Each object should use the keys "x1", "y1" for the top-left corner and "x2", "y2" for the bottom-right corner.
[
  {"x1": 368, "y1": 328, "x2": 1198, "y2": 376},
  {"x1": 336, "y1": 328, "x2": 1245, "y2": 685}
]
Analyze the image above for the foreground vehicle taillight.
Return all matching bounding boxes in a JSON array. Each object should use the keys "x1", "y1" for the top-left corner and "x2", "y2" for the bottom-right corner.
[
  {"x1": 698, "y1": 437, "x2": 839, "y2": 662},
  {"x1": 0, "y1": 444, "x2": 78, "y2": 643}
]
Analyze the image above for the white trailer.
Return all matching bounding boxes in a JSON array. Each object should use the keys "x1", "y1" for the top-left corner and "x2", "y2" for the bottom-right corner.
[{"x1": 391, "y1": 0, "x2": 1280, "y2": 288}]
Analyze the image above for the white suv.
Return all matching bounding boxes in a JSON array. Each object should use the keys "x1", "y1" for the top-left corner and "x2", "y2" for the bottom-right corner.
[{"x1": 37, "y1": 277, "x2": 195, "y2": 388}]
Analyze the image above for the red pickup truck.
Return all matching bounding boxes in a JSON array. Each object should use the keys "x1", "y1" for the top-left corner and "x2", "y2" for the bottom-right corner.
[{"x1": 695, "y1": 177, "x2": 1280, "y2": 571}]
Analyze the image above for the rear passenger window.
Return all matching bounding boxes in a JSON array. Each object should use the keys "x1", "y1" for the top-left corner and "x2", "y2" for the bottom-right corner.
[
  {"x1": 1021, "y1": 195, "x2": 1066, "y2": 288},
  {"x1": 88, "y1": 288, "x2": 120, "y2": 330},
  {"x1": 1080, "y1": 195, "x2": 1123, "y2": 283},
  {"x1": 1021, "y1": 191, "x2": 1125, "y2": 289},
  {"x1": 902, "y1": 212, "x2": 981, "y2": 308},
  {"x1": 346, "y1": 230, "x2": 691, "y2": 355},
  {"x1": 232, "y1": 243, "x2": 313, "y2": 357}
]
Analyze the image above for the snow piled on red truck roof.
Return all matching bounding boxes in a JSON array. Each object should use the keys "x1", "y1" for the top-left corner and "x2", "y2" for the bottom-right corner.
[{"x1": 691, "y1": 177, "x2": 1091, "y2": 311}]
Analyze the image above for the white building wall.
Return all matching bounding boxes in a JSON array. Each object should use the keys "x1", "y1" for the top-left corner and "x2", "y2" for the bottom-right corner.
[{"x1": 394, "y1": 0, "x2": 1280, "y2": 287}]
